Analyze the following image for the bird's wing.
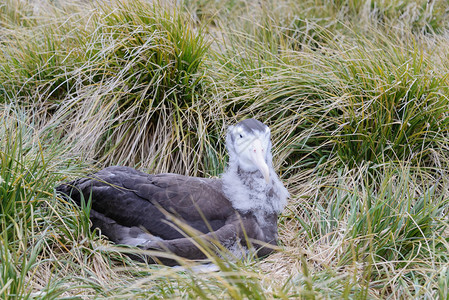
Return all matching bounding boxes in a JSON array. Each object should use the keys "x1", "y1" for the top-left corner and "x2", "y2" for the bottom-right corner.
[
  {"x1": 122, "y1": 172, "x2": 234, "y2": 219},
  {"x1": 57, "y1": 166, "x2": 234, "y2": 240}
]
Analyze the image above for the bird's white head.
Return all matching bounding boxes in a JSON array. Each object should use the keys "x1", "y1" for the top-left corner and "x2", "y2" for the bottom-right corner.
[{"x1": 226, "y1": 118, "x2": 272, "y2": 183}]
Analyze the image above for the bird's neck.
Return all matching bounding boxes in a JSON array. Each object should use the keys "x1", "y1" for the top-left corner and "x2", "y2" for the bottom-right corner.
[{"x1": 221, "y1": 162, "x2": 288, "y2": 216}]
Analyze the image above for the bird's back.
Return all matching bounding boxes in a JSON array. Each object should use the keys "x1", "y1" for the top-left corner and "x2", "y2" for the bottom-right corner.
[{"x1": 56, "y1": 166, "x2": 235, "y2": 240}]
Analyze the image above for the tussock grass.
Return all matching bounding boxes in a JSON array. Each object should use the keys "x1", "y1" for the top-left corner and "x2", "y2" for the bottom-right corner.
[
  {"x1": 2, "y1": 0, "x2": 449, "y2": 298},
  {"x1": 206, "y1": 20, "x2": 449, "y2": 171}
]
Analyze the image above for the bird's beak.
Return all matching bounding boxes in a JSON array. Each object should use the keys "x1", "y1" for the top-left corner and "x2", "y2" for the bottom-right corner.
[{"x1": 250, "y1": 139, "x2": 270, "y2": 184}]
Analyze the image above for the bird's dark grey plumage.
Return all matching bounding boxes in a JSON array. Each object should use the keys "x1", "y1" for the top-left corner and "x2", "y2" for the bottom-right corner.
[{"x1": 56, "y1": 119, "x2": 289, "y2": 265}]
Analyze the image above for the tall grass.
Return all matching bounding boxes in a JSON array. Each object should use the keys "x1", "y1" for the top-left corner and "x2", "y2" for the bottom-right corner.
[
  {"x1": 0, "y1": 106, "x2": 73, "y2": 298},
  {"x1": 1, "y1": 0, "x2": 449, "y2": 298},
  {"x1": 53, "y1": 0, "x2": 212, "y2": 171},
  {"x1": 206, "y1": 11, "x2": 449, "y2": 171}
]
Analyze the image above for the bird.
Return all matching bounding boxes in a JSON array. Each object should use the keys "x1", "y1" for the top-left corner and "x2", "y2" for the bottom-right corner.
[{"x1": 56, "y1": 118, "x2": 289, "y2": 265}]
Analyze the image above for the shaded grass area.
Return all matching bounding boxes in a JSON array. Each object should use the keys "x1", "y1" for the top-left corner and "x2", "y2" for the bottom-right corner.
[{"x1": 1, "y1": 0, "x2": 449, "y2": 298}]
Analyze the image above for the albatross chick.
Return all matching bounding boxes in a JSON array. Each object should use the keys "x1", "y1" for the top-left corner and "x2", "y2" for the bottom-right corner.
[{"x1": 56, "y1": 118, "x2": 289, "y2": 265}]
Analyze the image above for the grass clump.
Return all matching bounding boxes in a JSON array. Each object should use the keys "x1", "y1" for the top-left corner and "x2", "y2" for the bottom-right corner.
[
  {"x1": 286, "y1": 164, "x2": 449, "y2": 298},
  {"x1": 206, "y1": 11, "x2": 449, "y2": 172},
  {"x1": 0, "y1": 106, "x2": 74, "y2": 298},
  {"x1": 85, "y1": 0, "x2": 209, "y2": 109},
  {"x1": 77, "y1": 0, "x2": 210, "y2": 168},
  {"x1": 328, "y1": 35, "x2": 449, "y2": 167},
  {"x1": 1, "y1": 0, "x2": 211, "y2": 171},
  {"x1": 57, "y1": 0, "x2": 214, "y2": 171},
  {"x1": 0, "y1": 1, "x2": 88, "y2": 104}
]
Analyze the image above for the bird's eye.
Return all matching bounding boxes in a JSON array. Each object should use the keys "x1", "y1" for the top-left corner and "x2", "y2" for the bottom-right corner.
[{"x1": 239, "y1": 134, "x2": 243, "y2": 138}]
